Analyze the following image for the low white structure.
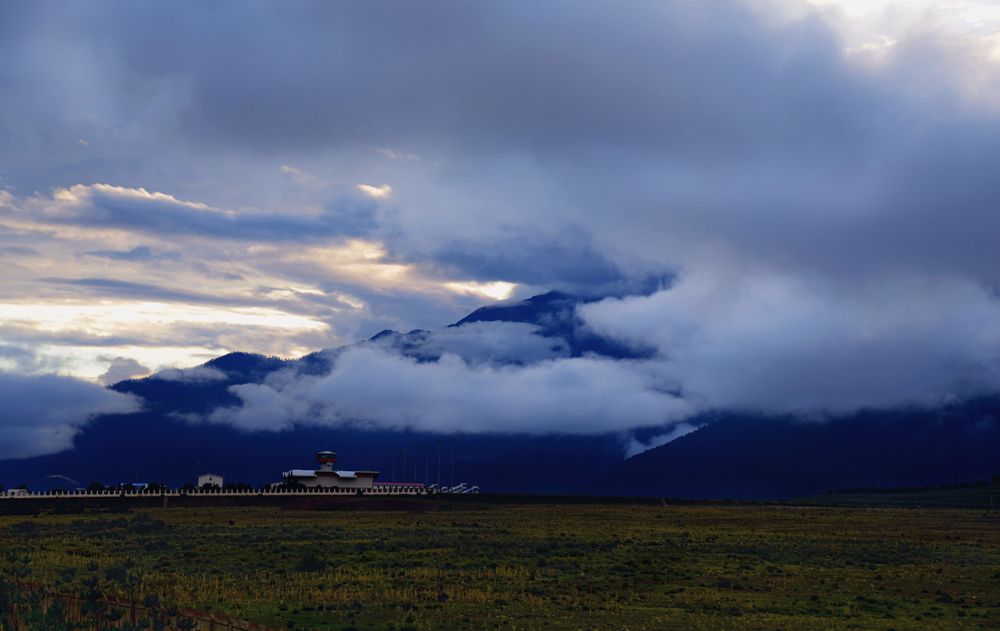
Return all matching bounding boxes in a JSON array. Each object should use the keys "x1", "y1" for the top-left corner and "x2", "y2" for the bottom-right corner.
[
  {"x1": 197, "y1": 473, "x2": 224, "y2": 488},
  {"x1": 283, "y1": 451, "x2": 379, "y2": 489}
]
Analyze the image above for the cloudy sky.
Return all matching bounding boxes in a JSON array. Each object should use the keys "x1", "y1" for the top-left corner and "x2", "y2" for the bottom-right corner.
[{"x1": 6, "y1": 0, "x2": 1000, "y2": 458}]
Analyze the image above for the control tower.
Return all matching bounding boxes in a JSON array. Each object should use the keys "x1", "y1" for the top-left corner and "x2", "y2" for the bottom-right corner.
[{"x1": 316, "y1": 450, "x2": 338, "y2": 471}]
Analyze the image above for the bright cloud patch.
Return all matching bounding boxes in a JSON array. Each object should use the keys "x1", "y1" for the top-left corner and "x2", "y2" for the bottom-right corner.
[
  {"x1": 98, "y1": 357, "x2": 152, "y2": 385},
  {"x1": 355, "y1": 184, "x2": 392, "y2": 199},
  {"x1": 445, "y1": 281, "x2": 517, "y2": 301},
  {"x1": 208, "y1": 346, "x2": 695, "y2": 435},
  {"x1": 0, "y1": 302, "x2": 328, "y2": 336}
]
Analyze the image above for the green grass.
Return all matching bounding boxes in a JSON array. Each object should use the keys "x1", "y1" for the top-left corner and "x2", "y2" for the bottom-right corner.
[
  {"x1": 3, "y1": 501, "x2": 1000, "y2": 630},
  {"x1": 796, "y1": 484, "x2": 1000, "y2": 509}
]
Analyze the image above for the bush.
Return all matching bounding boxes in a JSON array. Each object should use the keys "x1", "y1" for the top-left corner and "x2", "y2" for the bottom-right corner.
[
  {"x1": 294, "y1": 552, "x2": 327, "y2": 573},
  {"x1": 105, "y1": 566, "x2": 128, "y2": 584}
]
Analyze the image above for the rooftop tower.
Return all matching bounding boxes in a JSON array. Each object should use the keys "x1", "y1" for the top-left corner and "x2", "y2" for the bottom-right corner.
[{"x1": 316, "y1": 451, "x2": 338, "y2": 471}]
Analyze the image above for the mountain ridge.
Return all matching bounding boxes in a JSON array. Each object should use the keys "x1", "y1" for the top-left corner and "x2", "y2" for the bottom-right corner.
[{"x1": 3, "y1": 290, "x2": 999, "y2": 498}]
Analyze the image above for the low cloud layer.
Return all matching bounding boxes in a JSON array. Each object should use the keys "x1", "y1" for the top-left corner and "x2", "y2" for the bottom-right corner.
[
  {"x1": 208, "y1": 345, "x2": 694, "y2": 435},
  {"x1": 373, "y1": 321, "x2": 570, "y2": 365},
  {"x1": 153, "y1": 366, "x2": 227, "y2": 384},
  {"x1": 199, "y1": 272, "x2": 1000, "y2": 448},
  {"x1": 0, "y1": 373, "x2": 140, "y2": 459},
  {"x1": 582, "y1": 269, "x2": 1000, "y2": 416}
]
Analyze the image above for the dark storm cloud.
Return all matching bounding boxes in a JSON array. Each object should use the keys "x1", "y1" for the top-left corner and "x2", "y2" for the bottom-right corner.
[
  {"x1": 657, "y1": 109, "x2": 1000, "y2": 285},
  {"x1": 52, "y1": 0, "x2": 991, "y2": 286},
  {"x1": 59, "y1": 185, "x2": 380, "y2": 242},
  {"x1": 2, "y1": 0, "x2": 986, "y2": 283},
  {"x1": 427, "y1": 231, "x2": 675, "y2": 297},
  {"x1": 78, "y1": 0, "x2": 887, "y2": 162},
  {"x1": 431, "y1": 232, "x2": 627, "y2": 288}
]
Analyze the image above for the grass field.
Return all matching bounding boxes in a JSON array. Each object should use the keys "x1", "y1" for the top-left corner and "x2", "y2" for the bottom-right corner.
[
  {"x1": 2, "y1": 497, "x2": 1000, "y2": 630},
  {"x1": 795, "y1": 485, "x2": 1000, "y2": 510}
]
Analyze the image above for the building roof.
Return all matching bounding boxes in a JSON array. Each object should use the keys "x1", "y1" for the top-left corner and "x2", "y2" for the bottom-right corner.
[{"x1": 286, "y1": 469, "x2": 379, "y2": 478}]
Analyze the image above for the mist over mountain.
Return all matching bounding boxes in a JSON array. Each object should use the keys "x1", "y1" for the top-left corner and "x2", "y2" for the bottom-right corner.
[
  {"x1": 2, "y1": 290, "x2": 999, "y2": 499},
  {"x1": 0, "y1": 292, "x2": 641, "y2": 492}
]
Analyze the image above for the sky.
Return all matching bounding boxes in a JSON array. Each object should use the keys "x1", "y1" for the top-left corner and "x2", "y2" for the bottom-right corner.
[{"x1": 5, "y1": 0, "x2": 1000, "y2": 459}]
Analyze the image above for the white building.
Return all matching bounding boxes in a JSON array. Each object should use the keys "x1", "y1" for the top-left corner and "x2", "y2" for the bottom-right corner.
[
  {"x1": 197, "y1": 473, "x2": 224, "y2": 488},
  {"x1": 283, "y1": 451, "x2": 379, "y2": 489}
]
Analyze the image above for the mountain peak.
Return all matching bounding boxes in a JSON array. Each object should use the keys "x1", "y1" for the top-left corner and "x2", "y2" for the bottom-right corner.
[{"x1": 453, "y1": 291, "x2": 590, "y2": 327}]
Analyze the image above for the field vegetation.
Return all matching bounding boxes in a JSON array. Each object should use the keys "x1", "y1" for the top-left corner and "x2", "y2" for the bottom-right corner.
[
  {"x1": 798, "y1": 481, "x2": 1000, "y2": 510},
  {"x1": 2, "y1": 498, "x2": 1000, "y2": 630}
]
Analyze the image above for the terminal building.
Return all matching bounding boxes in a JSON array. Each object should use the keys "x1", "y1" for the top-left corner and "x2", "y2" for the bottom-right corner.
[{"x1": 282, "y1": 451, "x2": 379, "y2": 489}]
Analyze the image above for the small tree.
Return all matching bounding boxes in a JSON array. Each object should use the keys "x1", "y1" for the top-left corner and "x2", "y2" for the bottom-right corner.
[
  {"x1": 106, "y1": 558, "x2": 145, "y2": 625},
  {"x1": 80, "y1": 575, "x2": 108, "y2": 631},
  {"x1": 0, "y1": 552, "x2": 33, "y2": 631},
  {"x1": 22, "y1": 594, "x2": 73, "y2": 631}
]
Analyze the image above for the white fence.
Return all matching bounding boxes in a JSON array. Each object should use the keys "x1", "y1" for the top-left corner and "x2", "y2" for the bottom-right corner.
[{"x1": 0, "y1": 486, "x2": 432, "y2": 499}]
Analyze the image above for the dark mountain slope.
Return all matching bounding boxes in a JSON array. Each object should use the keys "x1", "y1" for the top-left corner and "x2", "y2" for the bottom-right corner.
[
  {"x1": 0, "y1": 409, "x2": 623, "y2": 493},
  {"x1": 455, "y1": 291, "x2": 653, "y2": 358},
  {"x1": 205, "y1": 351, "x2": 288, "y2": 378},
  {"x1": 586, "y1": 400, "x2": 1000, "y2": 500}
]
